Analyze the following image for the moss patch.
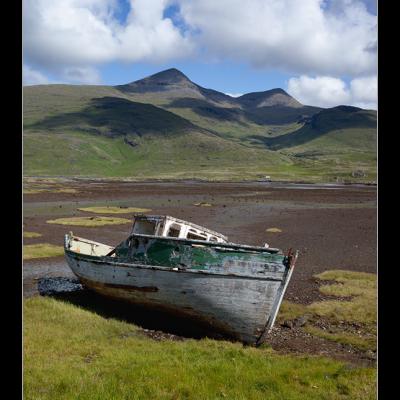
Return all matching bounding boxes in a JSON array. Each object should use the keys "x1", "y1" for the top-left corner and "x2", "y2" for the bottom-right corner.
[
  {"x1": 24, "y1": 296, "x2": 376, "y2": 400},
  {"x1": 24, "y1": 187, "x2": 78, "y2": 194},
  {"x1": 78, "y1": 206, "x2": 151, "y2": 214},
  {"x1": 194, "y1": 202, "x2": 213, "y2": 207},
  {"x1": 23, "y1": 243, "x2": 64, "y2": 260},
  {"x1": 266, "y1": 228, "x2": 282, "y2": 233},
  {"x1": 24, "y1": 188, "x2": 47, "y2": 194},
  {"x1": 23, "y1": 231, "x2": 42, "y2": 238},
  {"x1": 55, "y1": 188, "x2": 78, "y2": 193},
  {"x1": 47, "y1": 216, "x2": 131, "y2": 227}
]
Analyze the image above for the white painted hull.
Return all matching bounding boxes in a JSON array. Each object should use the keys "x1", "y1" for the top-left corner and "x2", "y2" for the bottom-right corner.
[{"x1": 65, "y1": 249, "x2": 295, "y2": 344}]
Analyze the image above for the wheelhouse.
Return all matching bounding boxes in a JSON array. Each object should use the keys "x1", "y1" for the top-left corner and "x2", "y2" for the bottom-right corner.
[{"x1": 131, "y1": 215, "x2": 228, "y2": 243}]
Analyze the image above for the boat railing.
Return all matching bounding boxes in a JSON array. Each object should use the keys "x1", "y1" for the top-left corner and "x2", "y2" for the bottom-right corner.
[{"x1": 127, "y1": 233, "x2": 281, "y2": 254}]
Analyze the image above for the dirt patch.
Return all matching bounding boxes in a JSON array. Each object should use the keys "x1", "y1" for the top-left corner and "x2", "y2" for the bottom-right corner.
[
  {"x1": 137, "y1": 328, "x2": 187, "y2": 342},
  {"x1": 266, "y1": 325, "x2": 375, "y2": 367}
]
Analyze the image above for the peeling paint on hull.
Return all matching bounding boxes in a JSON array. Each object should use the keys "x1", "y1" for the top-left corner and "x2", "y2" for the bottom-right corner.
[{"x1": 65, "y1": 243, "x2": 296, "y2": 344}]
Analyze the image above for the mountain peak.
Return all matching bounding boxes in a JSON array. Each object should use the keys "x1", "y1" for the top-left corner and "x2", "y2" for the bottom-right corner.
[
  {"x1": 117, "y1": 68, "x2": 196, "y2": 94},
  {"x1": 237, "y1": 88, "x2": 303, "y2": 108},
  {"x1": 144, "y1": 68, "x2": 190, "y2": 83},
  {"x1": 128, "y1": 68, "x2": 192, "y2": 86}
]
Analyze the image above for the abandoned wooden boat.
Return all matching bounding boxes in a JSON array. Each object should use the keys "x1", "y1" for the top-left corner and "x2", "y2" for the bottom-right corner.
[{"x1": 64, "y1": 215, "x2": 297, "y2": 345}]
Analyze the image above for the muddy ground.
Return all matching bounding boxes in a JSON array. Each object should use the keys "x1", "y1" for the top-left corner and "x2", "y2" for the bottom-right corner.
[{"x1": 23, "y1": 180, "x2": 376, "y2": 365}]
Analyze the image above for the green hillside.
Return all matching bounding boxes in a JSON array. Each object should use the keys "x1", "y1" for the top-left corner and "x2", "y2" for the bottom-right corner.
[
  {"x1": 251, "y1": 106, "x2": 376, "y2": 150},
  {"x1": 26, "y1": 97, "x2": 197, "y2": 137},
  {"x1": 23, "y1": 69, "x2": 377, "y2": 182},
  {"x1": 24, "y1": 130, "x2": 297, "y2": 180}
]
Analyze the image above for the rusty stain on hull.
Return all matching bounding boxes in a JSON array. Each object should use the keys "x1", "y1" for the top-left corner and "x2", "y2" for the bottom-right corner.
[{"x1": 102, "y1": 282, "x2": 159, "y2": 292}]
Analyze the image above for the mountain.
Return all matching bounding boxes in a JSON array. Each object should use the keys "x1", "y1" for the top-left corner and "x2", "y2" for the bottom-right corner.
[
  {"x1": 237, "y1": 88, "x2": 303, "y2": 108},
  {"x1": 118, "y1": 68, "x2": 239, "y2": 107},
  {"x1": 23, "y1": 68, "x2": 376, "y2": 182},
  {"x1": 118, "y1": 69, "x2": 321, "y2": 126},
  {"x1": 249, "y1": 106, "x2": 377, "y2": 151}
]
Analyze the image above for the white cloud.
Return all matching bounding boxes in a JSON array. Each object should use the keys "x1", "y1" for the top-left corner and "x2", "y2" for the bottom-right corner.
[
  {"x1": 23, "y1": 0, "x2": 193, "y2": 82},
  {"x1": 177, "y1": 0, "x2": 377, "y2": 76},
  {"x1": 349, "y1": 75, "x2": 377, "y2": 109},
  {"x1": 287, "y1": 76, "x2": 351, "y2": 107},
  {"x1": 23, "y1": 0, "x2": 377, "y2": 89},
  {"x1": 287, "y1": 75, "x2": 377, "y2": 109},
  {"x1": 23, "y1": 64, "x2": 50, "y2": 85}
]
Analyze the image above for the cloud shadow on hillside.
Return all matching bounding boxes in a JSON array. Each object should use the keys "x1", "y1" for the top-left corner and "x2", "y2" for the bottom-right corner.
[{"x1": 26, "y1": 97, "x2": 196, "y2": 137}]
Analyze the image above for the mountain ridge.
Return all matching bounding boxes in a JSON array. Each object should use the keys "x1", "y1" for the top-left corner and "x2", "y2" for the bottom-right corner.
[
  {"x1": 118, "y1": 68, "x2": 305, "y2": 109},
  {"x1": 23, "y1": 68, "x2": 377, "y2": 182}
]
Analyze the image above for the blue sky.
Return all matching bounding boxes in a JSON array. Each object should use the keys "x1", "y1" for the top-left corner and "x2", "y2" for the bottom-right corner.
[
  {"x1": 99, "y1": 60, "x2": 291, "y2": 95},
  {"x1": 23, "y1": 0, "x2": 377, "y2": 109}
]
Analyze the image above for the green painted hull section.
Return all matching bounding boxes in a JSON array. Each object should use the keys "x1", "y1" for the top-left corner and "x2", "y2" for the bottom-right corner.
[{"x1": 113, "y1": 235, "x2": 287, "y2": 272}]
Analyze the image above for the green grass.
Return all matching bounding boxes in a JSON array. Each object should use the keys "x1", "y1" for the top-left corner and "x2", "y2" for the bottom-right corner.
[
  {"x1": 47, "y1": 216, "x2": 131, "y2": 227},
  {"x1": 23, "y1": 130, "x2": 294, "y2": 180},
  {"x1": 276, "y1": 270, "x2": 377, "y2": 352},
  {"x1": 308, "y1": 270, "x2": 376, "y2": 325},
  {"x1": 24, "y1": 130, "x2": 375, "y2": 182},
  {"x1": 78, "y1": 206, "x2": 151, "y2": 214},
  {"x1": 23, "y1": 243, "x2": 64, "y2": 260},
  {"x1": 276, "y1": 301, "x2": 308, "y2": 323},
  {"x1": 304, "y1": 326, "x2": 376, "y2": 352},
  {"x1": 24, "y1": 296, "x2": 376, "y2": 400}
]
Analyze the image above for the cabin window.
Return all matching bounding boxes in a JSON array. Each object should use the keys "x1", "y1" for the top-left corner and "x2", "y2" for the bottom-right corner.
[
  {"x1": 187, "y1": 232, "x2": 207, "y2": 241},
  {"x1": 167, "y1": 224, "x2": 181, "y2": 238},
  {"x1": 132, "y1": 220, "x2": 156, "y2": 235}
]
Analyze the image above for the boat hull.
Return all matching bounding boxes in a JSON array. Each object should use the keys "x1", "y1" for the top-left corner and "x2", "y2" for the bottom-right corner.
[{"x1": 65, "y1": 249, "x2": 295, "y2": 344}]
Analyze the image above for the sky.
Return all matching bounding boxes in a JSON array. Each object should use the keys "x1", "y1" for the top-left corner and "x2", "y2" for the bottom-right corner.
[{"x1": 23, "y1": 0, "x2": 377, "y2": 109}]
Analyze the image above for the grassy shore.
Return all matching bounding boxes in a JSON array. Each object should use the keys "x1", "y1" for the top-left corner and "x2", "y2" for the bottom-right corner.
[
  {"x1": 24, "y1": 296, "x2": 376, "y2": 400},
  {"x1": 278, "y1": 270, "x2": 376, "y2": 352}
]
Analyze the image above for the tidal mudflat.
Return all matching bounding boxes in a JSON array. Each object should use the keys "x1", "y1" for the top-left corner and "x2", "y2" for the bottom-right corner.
[{"x1": 23, "y1": 179, "x2": 376, "y2": 366}]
